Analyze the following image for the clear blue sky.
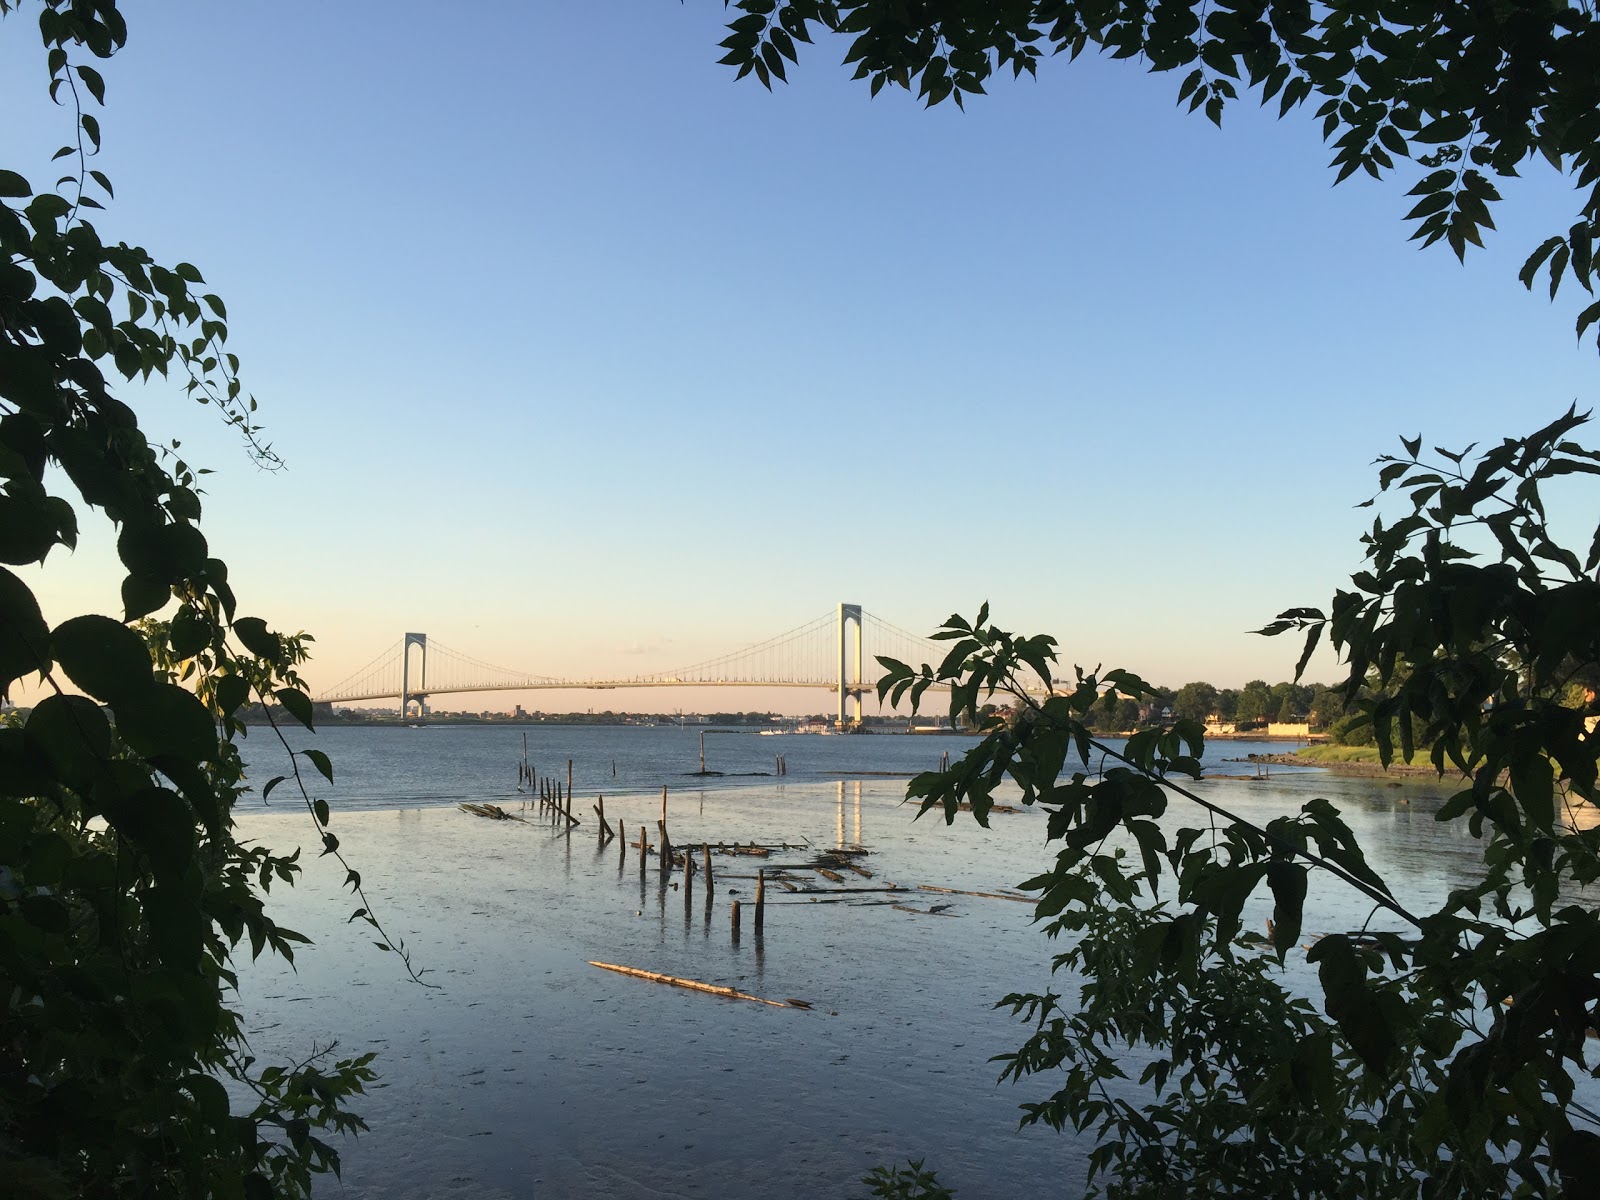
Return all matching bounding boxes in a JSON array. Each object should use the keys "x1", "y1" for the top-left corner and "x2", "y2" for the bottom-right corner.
[{"x1": 7, "y1": 2, "x2": 1596, "y2": 712}]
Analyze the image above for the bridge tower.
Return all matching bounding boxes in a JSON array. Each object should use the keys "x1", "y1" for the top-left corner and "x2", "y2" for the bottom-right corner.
[
  {"x1": 401, "y1": 632, "x2": 427, "y2": 719},
  {"x1": 837, "y1": 603, "x2": 863, "y2": 727}
]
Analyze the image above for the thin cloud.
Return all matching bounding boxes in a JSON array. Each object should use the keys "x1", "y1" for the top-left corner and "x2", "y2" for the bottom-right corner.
[{"x1": 618, "y1": 638, "x2": 672, "y2": 656}]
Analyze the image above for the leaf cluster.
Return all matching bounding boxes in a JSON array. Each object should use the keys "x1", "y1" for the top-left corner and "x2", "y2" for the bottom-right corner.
[
  {"x1": 884, "y1": 410, "x2": 1600, "y2": 1194},
  {"x1": 716, "y1": 0, "x2": 1600, "y2": 346},
  {"x1": 0, "y1": 4, "x2": 400, "y2": 1195}
]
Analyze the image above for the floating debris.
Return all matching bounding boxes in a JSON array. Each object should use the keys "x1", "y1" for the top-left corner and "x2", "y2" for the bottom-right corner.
[
  {"x1": 587, "y1": 961, "x2": 809, "y2": 1009},
  {"x1": 458, "y1": 803, "x2": 525, "y2": 822},
  {"x1": 891, "y1": 903, "x2": 960, "y2": 917},
  {"x1": 918, "y1": 884, "x2": 1033, "y2": 904}
]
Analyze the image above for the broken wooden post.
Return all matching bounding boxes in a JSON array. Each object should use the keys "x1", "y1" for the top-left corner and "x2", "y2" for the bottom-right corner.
[
  {"x1": 658, "y1": 819, "x2": 673, "y2": 876},
  {"x1": 639, "y1": 826, "x2": 648, "y2": 877},
  {"x1": 567, "y1": 758, "x2": 573, "y2": 797},
  {"x1": 595, "y1": 794, "x2": 612, "y2": 841},
  {"x1": 731, "y1": 899, "x2": 741, "y2": 942},
  {"x1": 660, "y1": 784, "x2": 667, "y2": 824},
  {"x1": 700, "y1": 730, "x2": 706, "y2": 773},
  {"x1": 702, "y1": 843, "x2": 713, "y2": 892},
  {"x1": 755, "y1": 868, "x2": 765, "y2": 936}
]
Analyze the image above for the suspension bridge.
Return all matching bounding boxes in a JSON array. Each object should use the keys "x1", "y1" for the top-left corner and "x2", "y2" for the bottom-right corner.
[{"x1": 312, "y1": 604, "x2": 953, "y2": 724}]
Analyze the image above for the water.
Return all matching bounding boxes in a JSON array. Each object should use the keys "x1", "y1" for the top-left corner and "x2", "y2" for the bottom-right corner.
[
  {"x1": 231, "y1": 724, "x2": 1320, "y2": 815},
  {"x1": 225, "y1": 727, "x2": 1501, "y2": 1198}
]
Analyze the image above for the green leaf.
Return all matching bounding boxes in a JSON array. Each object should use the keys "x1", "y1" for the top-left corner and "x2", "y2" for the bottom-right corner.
[
  {"x1": 1266, "y1": 861, "x2": 1307, "y2": 957},
  {"x1": 214, "y1": 673, "x2": 249, "y2": 717},
  {"x1": 303, "y1": 747, "x2": 334, "y2": 784},
  {"x1": 102, "y1": 787, "x2": 194, "y2": 881},
  {"x1": 181, "y1": 1074, "x2": 232, "y2": 1129},
  {"x1": 232, "y1": 616, "x2": 280, "y2": 661},
  {"x1": 142, "y1": 882, "x2": 205, "y2": 969},
  {"x1": 275, "y1": 687, "x2": 314, "y2": 730},
  {"x1": 0, "y1": 170, "x2": 30, "y2": 198},
  {"x1": 114, "y1": 682, "x2": 219, "y2": 762},
  {"x1": 0, "y1": 565, "x2": 51, "y2": 692},
  {"x1": 1413, "y1": 115, "x2": 1469, "y2": 143},
  {"x1": 168, "y1": 606, "x2": 210, "y2": 659},
  {"x1": 51, "y1": 614, "x2": 154, "y2": 704},
  {"x1": 26, "y1": 693, "x2": 112, "y2": 787}
]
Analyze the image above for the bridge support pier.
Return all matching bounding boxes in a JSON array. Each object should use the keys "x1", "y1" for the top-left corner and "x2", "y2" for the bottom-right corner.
[
  {"x1": 401, "y1": 632, "x2": 428, "y2": 720},
  {"x1": 837, "y1": 603, "x2": 862, "y2": 727}
]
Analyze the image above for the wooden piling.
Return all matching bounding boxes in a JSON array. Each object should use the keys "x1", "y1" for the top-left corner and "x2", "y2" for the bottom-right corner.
[
  {"x1": 658, "y1": 819, "x2": 673, "y2": 875},
  {"x1": 755, "y1": 869, "x2": 765, "y2": 936},
  {"x1": 595, "y1": 794, "x2": 612, "y2": 841},
  {"x1": 700, "y1": 730, "x2": 705, "y2": 773},
  {"x1": 661, "y1": 784, "x2": 667, "y2": 824},
  {"x1": 702, "y1": 843, "x2": 713, "y2": 892},
  {"x1": 639, "y1": 826, "x2": 648, "y2": 876},
  {"x1": 731, "y1": 899, "x2": 741, "y2": 941},
  {"x1": 567, "y1": 759, "x2": 573, "y2": 797}
]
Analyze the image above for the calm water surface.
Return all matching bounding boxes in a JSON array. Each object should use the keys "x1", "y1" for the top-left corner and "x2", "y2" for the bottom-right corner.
[{"x1": 227, "y1": 727, "x2": 1529, "y2": 1199}]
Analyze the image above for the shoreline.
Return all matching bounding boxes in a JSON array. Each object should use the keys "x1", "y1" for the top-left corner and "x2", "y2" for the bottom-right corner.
[{"x1": 1243, "y1": 752, "x2": 1457, "y2": 779}]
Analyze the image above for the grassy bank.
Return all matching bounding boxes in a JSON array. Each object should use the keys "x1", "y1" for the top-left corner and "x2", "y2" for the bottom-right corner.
[
  {"x1": 1293, "y1": 745, "x2": 1387, "y2": 764},
  {"x1": 1258, "y1": 743, "x2": 1451, "y2": 778}
]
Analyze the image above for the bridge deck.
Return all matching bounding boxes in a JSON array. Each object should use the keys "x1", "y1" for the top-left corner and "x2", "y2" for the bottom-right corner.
[{"x1": 312, "y1": 679, "x2": 935, "y2": 705}]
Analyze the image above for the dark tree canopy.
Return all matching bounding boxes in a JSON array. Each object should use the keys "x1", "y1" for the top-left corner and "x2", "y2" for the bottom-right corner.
[
  {"x1": 717, "y1": 0, "x2": 1600, "y2": 345},
  {"x1": 1, "y1": 4, "x2": 416, "y2": 1194}
]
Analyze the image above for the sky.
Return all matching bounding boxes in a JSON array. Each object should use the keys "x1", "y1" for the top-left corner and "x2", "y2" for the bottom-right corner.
[{"x1": 6, "y1": 2, "x2": 1597, "y2": 714}]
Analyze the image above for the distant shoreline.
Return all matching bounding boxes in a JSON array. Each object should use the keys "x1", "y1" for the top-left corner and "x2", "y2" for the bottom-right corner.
[{"x1": 1245, "y1": 751, "x2": 1452, "y2": 779}]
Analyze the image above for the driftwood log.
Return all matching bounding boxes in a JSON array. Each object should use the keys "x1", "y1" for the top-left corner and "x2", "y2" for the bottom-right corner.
[
  {"x1": 587, "y1": 960, "x2": 811, "y2": 1008},
  {"x1": 918, "y1": 884, "x2": 1033, "y2": 903},
  {"x1": 458, "y1": 802, "x2": 525, "y2": 822}
]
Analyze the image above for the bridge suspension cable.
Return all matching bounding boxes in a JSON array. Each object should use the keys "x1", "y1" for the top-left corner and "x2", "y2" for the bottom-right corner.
[
  {"x1": 308, "y1": 605, "x2": 966, "y2": 708},
  {"x1": 862, "y1": 612, "x2": 954, "y2": 678},
  {"x1": 634, "y1": 611, "x2": 838, "y2": 685},
  {"x1": 424, "y1": 639, "x2": 564, "y2": 691},
  {"x1": 318, "y1": 639, "x2": 404, "y2": 704}
]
